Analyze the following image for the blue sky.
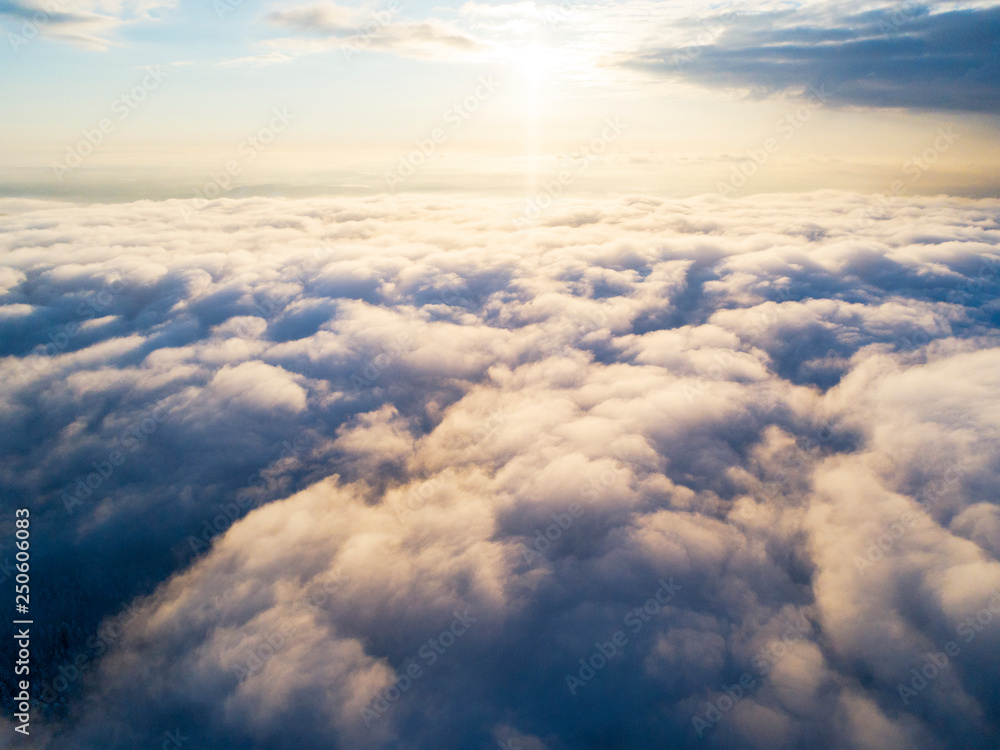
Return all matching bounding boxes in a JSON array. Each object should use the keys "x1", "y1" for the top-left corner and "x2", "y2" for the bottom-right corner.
[{"x1": 1, "y1": 0, "x2": 998, "y2": 199}]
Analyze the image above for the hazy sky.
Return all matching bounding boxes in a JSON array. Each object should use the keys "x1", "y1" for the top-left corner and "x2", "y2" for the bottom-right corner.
[{"x1": 1, "y1": 0, "x2": 998, "y2": 199}]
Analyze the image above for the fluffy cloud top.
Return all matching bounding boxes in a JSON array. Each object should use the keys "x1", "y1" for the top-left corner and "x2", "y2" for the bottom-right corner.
[{"x1": 0, "y1": 192, "x2": 999, "y2": 749}]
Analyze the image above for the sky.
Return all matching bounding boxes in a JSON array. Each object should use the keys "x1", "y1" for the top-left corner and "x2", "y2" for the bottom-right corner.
[
  {"x1": 0, "y1": 0, "x2": 998, "y2": 200},
  {"x1": 2, "y1": 3, "x2": 1000, "y2": 750}
]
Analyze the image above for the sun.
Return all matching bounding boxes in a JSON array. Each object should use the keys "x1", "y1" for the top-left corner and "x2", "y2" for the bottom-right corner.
[{"x1": 507, "y1": 43, "x2": 560, "y2": 88}]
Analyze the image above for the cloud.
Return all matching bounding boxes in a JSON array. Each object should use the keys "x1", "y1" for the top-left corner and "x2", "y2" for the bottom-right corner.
[
  {"x1": 0, "y1": 0, "x2": 116, "y2": 48},
  {"x1": 265, "y1": 2, "x2": 360, "y2": 34},
  {"x1": 262, "y1": 2, "x2": 487, "y2": 62},
  {"x1": 0, "y1": 0, "x2": 174, "y2": 49},
  {"x1": 622, "y1": 4, "x2": 1000, "y2": 112},
  {"x1": 0, "y1": 192, "x2": 999, "y2": 748},
  {"x1": 371, "y1": 21, "x2": 486, "y2": 55}
]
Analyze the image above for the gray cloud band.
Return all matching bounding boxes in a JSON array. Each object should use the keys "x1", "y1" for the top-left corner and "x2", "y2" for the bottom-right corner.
[{"x1": 625, "y1": 5, "x2": 1000, "y2": 113}]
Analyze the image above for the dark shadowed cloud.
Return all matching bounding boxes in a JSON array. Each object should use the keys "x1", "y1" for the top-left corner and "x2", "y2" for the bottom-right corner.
[{"x1": 625, "y1": 4, "x2": 1000, "y2": 112}]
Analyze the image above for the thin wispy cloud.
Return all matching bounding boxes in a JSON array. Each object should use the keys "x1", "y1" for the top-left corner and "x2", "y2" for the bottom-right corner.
[
  {"x1": 0, "y1": 0, "x2": 174, "y2": 49},
  {"x1": 263, "y1": 3, "x2": 489, "y2": 63},
  {"x1": 266, "y1": 1, "x2": 359, "y2": 34}
]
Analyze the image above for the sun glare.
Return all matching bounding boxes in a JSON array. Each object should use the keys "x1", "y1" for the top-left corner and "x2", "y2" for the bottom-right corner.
[
  {"x1": 504, "y1": 43, "x2": 562, "y2": 193},
  {"x1": 511, "y1": 44, "x2": 552, "y2": 82}
]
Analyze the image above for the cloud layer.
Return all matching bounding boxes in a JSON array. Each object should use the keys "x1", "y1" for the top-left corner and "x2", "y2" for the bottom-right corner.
[{"x1": 1, "y1": 192, "x2": 999, "y2": 749}]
